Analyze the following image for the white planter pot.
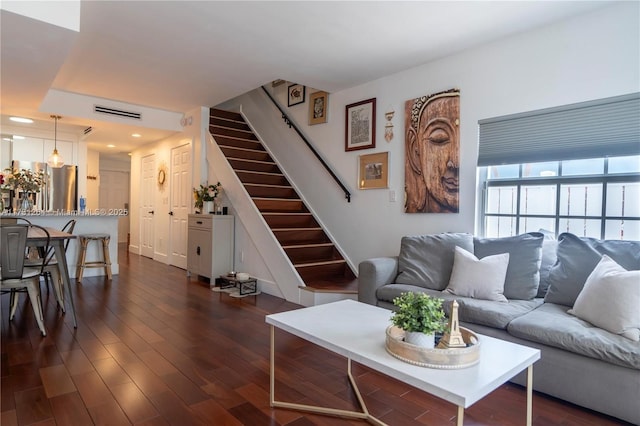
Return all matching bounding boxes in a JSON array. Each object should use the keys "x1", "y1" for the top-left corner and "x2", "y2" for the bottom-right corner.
[
  {"x1": 405, "y1": 331, "x2": 435, "y2": 348},
  {"x1": 203, "y1": 201, "x2": 214, "y2": 214}
]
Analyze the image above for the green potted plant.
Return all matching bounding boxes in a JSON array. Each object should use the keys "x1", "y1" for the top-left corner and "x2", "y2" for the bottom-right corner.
[{"x1": 390, "y1": 292, "x2": 446, "y2": 348}]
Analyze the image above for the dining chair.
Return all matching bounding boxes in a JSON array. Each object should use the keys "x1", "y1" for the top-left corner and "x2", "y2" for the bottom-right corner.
[{"x1": 0, "y1": 224, "x2": 50, "y2": 336}]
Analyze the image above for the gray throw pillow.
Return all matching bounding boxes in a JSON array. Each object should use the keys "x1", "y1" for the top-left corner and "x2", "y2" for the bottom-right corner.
[
  {"x1": 537, "y1": 237, "x2": 558, "y2": 298},
  {"x1": 544, "y1": 233, "x2": 640, "y2": 307},
  {"x1": 396, "y1": 233, "x2": 473, "y2": 290},
  {"x1": 474, "y1": 232, "x2": 544, "y2": 300}
]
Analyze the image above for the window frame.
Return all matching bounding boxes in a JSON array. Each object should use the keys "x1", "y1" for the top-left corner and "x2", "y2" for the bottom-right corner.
[{"x1": 479, "y1": 158, "x2": 640, "y2": 239}]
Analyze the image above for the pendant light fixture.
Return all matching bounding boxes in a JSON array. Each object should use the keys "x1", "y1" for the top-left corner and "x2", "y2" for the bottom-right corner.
[{"x1": 47, "y1": 115, "x2": 64, "y2": 168}]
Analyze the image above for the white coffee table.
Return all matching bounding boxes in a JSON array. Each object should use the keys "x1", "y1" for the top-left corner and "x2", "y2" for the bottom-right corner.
[{"x1": 266, "y1": 299, "x2": 540, "y2": 426}]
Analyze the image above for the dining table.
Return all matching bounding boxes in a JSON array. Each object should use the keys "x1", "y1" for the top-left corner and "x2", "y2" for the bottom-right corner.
[{"x1": 27, "y1": 226, "x2": 77, "y2": 328}]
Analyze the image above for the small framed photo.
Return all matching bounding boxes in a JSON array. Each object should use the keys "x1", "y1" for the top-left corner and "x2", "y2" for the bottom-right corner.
[
  {"x1": 345, "y1": 98, "x2": 376, "y2": 151},
  {"x1": 287, "y1": 84, "x2": 305, "y2": 107},
  {"x1": 309, "y1": 91, "x2": 328, "y2": 125},
  {"x1": 358, "y1": 151, "x2": 388, "y2": 190}
]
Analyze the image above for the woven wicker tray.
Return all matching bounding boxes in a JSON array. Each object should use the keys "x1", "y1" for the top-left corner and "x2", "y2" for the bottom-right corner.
[{"x1": 385, "y1": 325, "x2": 480, "y2": 369}]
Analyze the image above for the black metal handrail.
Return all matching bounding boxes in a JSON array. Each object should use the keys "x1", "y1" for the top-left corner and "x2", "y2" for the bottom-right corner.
[{"x1": 261, "y1": 86, "x2": 351, "y2": 202}]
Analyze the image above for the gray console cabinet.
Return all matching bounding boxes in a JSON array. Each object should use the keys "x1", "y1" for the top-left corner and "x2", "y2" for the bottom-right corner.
[{"x1": 187, "y1": 214, "x2": 234, "y2": 280}]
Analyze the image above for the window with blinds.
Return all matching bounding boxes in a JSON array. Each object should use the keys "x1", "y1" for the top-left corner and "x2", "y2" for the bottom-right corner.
[{"x1": 478, "y1": 93, "x2": 640, "y2": 240}]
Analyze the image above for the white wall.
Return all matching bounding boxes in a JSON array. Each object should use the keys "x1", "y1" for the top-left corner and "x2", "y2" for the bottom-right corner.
[
  {"x1": 219, "y1": 2, "x2": 639, "y2": 273},
  {"x1": 86, "y1": 149, "x2": 99, "y2": 210}
]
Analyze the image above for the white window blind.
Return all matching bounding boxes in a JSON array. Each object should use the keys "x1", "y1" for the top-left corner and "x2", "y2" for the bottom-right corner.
[{"x1": 478, "y1": 93, "x2": 640, "y2": 166}]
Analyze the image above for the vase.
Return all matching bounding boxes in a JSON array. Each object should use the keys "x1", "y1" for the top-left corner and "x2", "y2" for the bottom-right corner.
[
  {"x1": 214, "y1": 198, "x2": 222, "y2": 215},
  {"x1": 405, "y1": 331, "x2": 435, "y2": 348},
  {"x1": 19, "y1": 193, "x2": 34, "y2": 212},
  {"x1": 203, "y1": 201, "x2": 214, "y2": 214}
]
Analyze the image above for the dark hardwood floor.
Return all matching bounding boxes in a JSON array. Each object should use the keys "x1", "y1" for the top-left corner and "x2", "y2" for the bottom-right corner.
[{"x1": 1, "y1": 245, "x2": 630, "y2": 425}]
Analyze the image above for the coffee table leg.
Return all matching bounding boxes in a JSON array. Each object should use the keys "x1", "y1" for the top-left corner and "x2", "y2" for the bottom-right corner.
[
  {"x1": 270, "y1": 326, "x2": 385, "y2": 424},
  {"x1": 527, "y1": 364, "x2": 533, "y2": 426},
  {"x1": 457, "y1": 406, "x2": 464, "y2": 426}
]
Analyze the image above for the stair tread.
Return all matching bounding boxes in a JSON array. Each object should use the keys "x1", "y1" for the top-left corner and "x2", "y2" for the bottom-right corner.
[
  {"x1": 253, "y1": 197, "x2": 302, "y2": 201},
  {"x1": 228, "y1": 157, "x2": 276, "y2": 164},
  {"x1": 218, "y1": 145, "x2": 267, "y2": 153},
  {"x1": 245, "y1": 183, "x2": 293, "y2": 189},
  {"x1": 295, "y1": 259, "x2": 346, "y2": 267},
  {"x1": 236, "y1": 170, "x2": 284, "y2": 176},
  {"x1": 272, "y1": 227, "x2": 322, "y2": 231},
  {"x1": 262, "y1": 212, "x2": 312, "y2": 216},
  {"x1": 282, "y1": 242, "x2": 334, "y2": 249}
]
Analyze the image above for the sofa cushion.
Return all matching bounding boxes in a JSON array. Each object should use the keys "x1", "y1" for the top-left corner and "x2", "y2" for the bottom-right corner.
[
  {"x1": 569, "y1": 255, "x2": 640, "y2": 341},
  {"x1": 544, "y1": 233, "x2": 640, "y2": 307},
  {"x1": 537, "y1": 236, "x2": 558, "y2": 298},
  {"x1": 444, "y1": 246, "x2": 509, "y2": 302},
  {"x1": 395, "y1": 233, "x2": 473, "y2": 290},
  {"x1": 508, "y1": 303, "x2": 640, "y2": 369},
  {"x1": 376, "y1": 284, "x2": 541, "y2": 329},
  {"x1": 474, "y1": 232, "x2": 544, "y2": 300}
]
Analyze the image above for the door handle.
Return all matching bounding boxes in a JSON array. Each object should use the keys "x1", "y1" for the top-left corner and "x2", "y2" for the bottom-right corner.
[
  {"x1": 169, "y1": 211, "x2": 174, "y2": 216},
  {"x1": 149, "y1": 210, "x2": 154, "y2": 215}
]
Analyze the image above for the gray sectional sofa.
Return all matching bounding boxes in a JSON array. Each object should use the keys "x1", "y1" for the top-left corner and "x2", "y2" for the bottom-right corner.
[{"x1": 358, "y1": 232, "x2": 640, "y2": 424}]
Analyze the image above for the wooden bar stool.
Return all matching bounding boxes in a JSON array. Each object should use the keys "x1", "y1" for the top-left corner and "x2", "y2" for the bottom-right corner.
[{"x1": 76, "y1": 233, "x2": 112, "y2": 281}]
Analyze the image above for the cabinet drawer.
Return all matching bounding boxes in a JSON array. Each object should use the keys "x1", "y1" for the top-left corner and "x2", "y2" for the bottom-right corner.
[{"x1": 188, "y1": 215, "x2": 212, "y2": 230}]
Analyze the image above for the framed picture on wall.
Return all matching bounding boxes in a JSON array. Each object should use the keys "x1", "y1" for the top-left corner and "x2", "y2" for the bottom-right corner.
[
  {"x1": 287, "y1": 84, "x2": 305, "y2": 107},
  {"x1": 345, "y1": 98, "x2": 376, "y2": 151},
  {"x1": 358, "y1": 151, "x2": 388, "y2": 189},
  {"x1": 309, "y1": 91, "x2": 328, "y2": 125}
]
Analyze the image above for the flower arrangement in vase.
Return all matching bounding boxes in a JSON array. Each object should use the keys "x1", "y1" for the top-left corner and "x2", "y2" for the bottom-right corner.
[
  {"x1": 390, "y1": 292, "x2": 446, "y2": 348},
  {"x1": 193, "y1": 182, "x2": 222, "y2": 212},
  {"x1": 1, "y1": 168, "x2": 44, "y2": 211}
]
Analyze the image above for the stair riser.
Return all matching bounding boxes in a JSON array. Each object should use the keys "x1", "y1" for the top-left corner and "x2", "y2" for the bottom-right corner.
[
  {"x1": 273, "y1": 230, "x2": 329, "y2": 245},
  {"x1": 210, "y1": 126, "x2": 257, "y2": 140},
  {"x1": 210, "y1": 108, "x2": 243, "y2": 121},
  {"x1": 263, "y1": 215, "x2": 319, "y2": 228},
  {"x1": 228, "y1": 159, "x2": 281, "y2": 173},
  {"x1": 215, "y1": 136, "x2": 265, "y2": 151},
  {"x1": 286, "y1": 246, "x2": 341, "y2": 264},
  {"x1": 296, "y1": 263, "x2": 353, "y2": 282},
  {"x1": 246, "y1": 186, "x2": 298, "y2": 199},
  {"x1": 236, "y1": 172, "x2": 289, "y2": 186},
  {"x1": 210, "y1": 117, "x2": 251, "y2": 132},
  {"x1": 220, "y1": 147, "x2": 273, "y2": 162},
  {"x1": 254, "y1": 199, "x2": 306, "y2": 213}
]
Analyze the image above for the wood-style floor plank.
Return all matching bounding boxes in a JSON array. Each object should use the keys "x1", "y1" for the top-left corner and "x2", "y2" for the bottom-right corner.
[{"x1": 1, "y1": 244, "x2": 632, "y2": 425}]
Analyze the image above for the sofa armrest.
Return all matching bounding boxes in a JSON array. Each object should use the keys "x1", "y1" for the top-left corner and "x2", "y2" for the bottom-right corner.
[{"x1": 358, "y1": 256, "x2": 399, "y2": 306}]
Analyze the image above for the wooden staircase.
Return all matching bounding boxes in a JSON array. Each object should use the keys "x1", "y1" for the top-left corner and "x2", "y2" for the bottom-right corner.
[{"x1": 209, "y1": 108, "x2": 357, "y2": 295}]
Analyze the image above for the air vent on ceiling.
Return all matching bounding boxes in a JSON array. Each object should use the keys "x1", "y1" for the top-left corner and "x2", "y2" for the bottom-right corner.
[
  {"x1": 84, "y1": 126, "x2": 93, "y2": 135},
  {"x1": 94, "y1": 105, "x2": 142, "y2": 120}
]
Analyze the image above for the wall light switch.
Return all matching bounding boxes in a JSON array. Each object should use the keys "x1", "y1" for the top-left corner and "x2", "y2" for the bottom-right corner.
[{"x1": 389, "y1": 189, "x2": 396, "y2": 202}]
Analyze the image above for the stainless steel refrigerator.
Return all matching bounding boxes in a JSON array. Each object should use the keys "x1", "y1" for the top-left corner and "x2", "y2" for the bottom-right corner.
[{"x1": 11, "y1": 160, "x2": 77, "y2": 211}]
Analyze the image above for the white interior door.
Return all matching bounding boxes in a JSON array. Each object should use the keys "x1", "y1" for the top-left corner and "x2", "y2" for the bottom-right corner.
[
  {"x1": 169, "y1": 144, "x2": 191, "y2": 269},
  {"x1": 140, "y1": 154, "x2": 155, "y2": 258},
  {"x1": 99, "y1": 170, "x2": 130, "y2": 243}
]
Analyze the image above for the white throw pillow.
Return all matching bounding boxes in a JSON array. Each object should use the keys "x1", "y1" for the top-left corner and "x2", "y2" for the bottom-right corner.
[
  {"x1": 569, "y1": 255, "x2": 640, "y2": 341},
  {"x1": 444, "y1": 246, "x2": 509, "y2": 302}
]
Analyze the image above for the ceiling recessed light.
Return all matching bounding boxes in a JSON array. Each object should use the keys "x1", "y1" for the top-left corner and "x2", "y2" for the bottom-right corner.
[
  {"x1": 9, "y1": 116, "x2": 34, "y2": 124},
  {"x1": 131, "y1": 133, "x2": 141, "y2": 138},
  {"x1": 12, "y1": 135, "x2": 25, "y2": 140},
  {"x1": 107, "y1": 144, "x2": 116, "y2": 148}
]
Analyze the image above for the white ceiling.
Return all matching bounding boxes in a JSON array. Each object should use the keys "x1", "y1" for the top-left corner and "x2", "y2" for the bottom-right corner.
[{"x1": 0, "y1": 1, "x2": 613, "y2": 158}]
